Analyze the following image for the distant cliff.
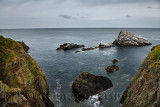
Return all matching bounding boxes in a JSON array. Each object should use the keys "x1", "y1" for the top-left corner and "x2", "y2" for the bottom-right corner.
[
  {"x1": 120, "y1": 44, "x2": 160, "y2": 107},
  {"x1": 0, "y1": 36, "x2": 54, "y2": 107}
]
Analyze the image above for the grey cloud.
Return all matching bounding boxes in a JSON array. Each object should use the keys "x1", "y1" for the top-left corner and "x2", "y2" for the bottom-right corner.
[
  {"x1": 59, "y1": 14, "x2": 86, "y2": 20},
  {"x1": 147, "y1": 6, "x2": 152, "y2": 9},
  {"x1": 59, "y1": 14, "x2": 74, "y2": 19},
  {"x1": 75, "y1": 0, "x2": 160, "y2": 6},
  {"x1": 31, "y1": 18, "x2": 40, "y2": 19},
  {"x1": 147, "y1": 6, "x2": 160, "y2": 9},
  {"x1": 126, "y1": 15, "x2": 131, "y2": 18}
]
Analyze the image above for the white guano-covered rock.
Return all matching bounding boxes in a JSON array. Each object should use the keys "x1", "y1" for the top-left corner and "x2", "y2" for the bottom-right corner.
[{"x1": 113, "y1": 31, "x2": 152, "y2": 46}]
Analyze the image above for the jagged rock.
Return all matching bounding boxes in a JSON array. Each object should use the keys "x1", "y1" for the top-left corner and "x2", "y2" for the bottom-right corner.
[
  {"x1": 72, "y1": 72, "x2": 113, "y2": 100},
  {"x1": 57, "y1": 43, "x2": 85, "y2": 50},
  {"x1": 17, "y1": 41, "x2": 30, "y2": 53},
  {"x1": 99, "y1": 42, "x2": 111, "y2": 48},
  {"x1": 112, "y1": 59, "x2": 118, "y2": 64},
  {"x1": 105, "y1": 65, "x2": 119, "y2": 73},
  {"x1": 0, "y1": 36, "x2": 54, "y2": 107},
  {"x1": 120, "y1": 44, "x2": 160, "y2": 107},
  {"x1": 113, "y1": 31, "x2": 152, "y2": 46}
]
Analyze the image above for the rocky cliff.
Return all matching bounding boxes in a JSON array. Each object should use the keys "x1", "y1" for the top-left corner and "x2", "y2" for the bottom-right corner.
[
  {"x1": 120, "y1": 44, "x2": 160, "y2": 107},
  {"x1": 0, "y1": 36, "x2": 54, "y2": 107}
]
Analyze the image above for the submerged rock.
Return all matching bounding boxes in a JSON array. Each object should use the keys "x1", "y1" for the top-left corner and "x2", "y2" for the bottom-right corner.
[
  {"x1": 0, "y1": 36, "x2": 54, "y2": 107},
  {"x1": 99, "y1": 42, "x2": 111, "y2": 48},
  {"x1": 81, "y1": 47, "x2": 98, "y2": 51},
  {"x1": 17, "y1": 41, "x2": 30, "y2": 53},
  {"x1": 57, "y1": 43, "x2": 85, "y2": 50},
  {"x1": 112, "y1": 59, "x2": 118, "y2": 64},
  {"x1": 113, "y1": 31, "x2": 152, "y2": 46},
  {"x1": 120, "y1": 44, "x2": 160, "y2": 107},
  {"x1": 72, "y1": 72, "x2": 113, "y2": 100},
  {"x1": 105, "y1": 65, "x2": 119, "y2": 73}
]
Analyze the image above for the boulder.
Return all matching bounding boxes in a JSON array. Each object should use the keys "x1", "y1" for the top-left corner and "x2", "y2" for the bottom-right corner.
[
  {"x1": 105, "y1": 65, "x2": 119, "y2": 73},
  {"x1": 72, "y1": 72, "x2": 113, "y2": 100},
  {"x1": 0, "y1": 36, "x2": 54, "y2": 107},
  {"x1": 113, "y1": 31, "x2": 152, "y2": 46},
  {"x1": 57, "y1": 43, "x2": 85, "y2": 50},
  {"x1": 120, "y1": 44, "x2": 160, "y2": 107},
  {"x1": 99, "y1": 42, "x2": 111, "y2": 48},
  {"x1": 112, "y1": 59, "x2": 118, "y2": 64}
]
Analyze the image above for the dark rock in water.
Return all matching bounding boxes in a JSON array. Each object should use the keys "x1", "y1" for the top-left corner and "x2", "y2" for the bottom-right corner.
[
  {"x1": 106, "y1": 65, "x2": 119, "y2": 73},
  {"x1": 113, "y1": 31, "x2": 152, "y2": 46},
  {"x1": 120, "y1": 44, "x2": 160, "y2": 107},
  {"x1": 17, "y1": 41, "x2": 30, "y2": 53},
  {"x1": 72, "y1": 72, "x2": 113, "y2": 100},
  {"x1": 75, "y1": 51, "x2": 81, "y2": 53},
  {"x1": 98, "y1": 97, "x2": 103, "y2": 103},
  {"x1": 112, "y1": 59, "x2": 118, "y2": 64},
  {"x1": 0, "y1": 36, "x2": 54, "y2": 107},
  {"x1": 57, "y1": 43, "x2": 85, "y2": 50},
  {"x1": 81, "y1": 47, "x2": 97, "y2": 51},
  {"x1": 99, "y1": 42, "x2": 112, "y2": 48}
]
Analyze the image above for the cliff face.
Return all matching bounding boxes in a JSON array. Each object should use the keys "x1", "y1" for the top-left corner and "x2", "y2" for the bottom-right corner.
[
  {"x1": 120, "y1": 44, "x2": 160, "y2": 107},
  {"x1": 0, "y1": 36, "x2": 54, "y2": 107}
]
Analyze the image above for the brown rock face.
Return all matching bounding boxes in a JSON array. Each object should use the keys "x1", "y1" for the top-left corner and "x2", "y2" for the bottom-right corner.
[
  {"x1": 72, "y1": 72, "x2": 113, "y2": 100},
  {"x1": 120, "y1": 44, "x2": 160, "y2": 107},
  {"x1": 0, "y1": 36, "x2": 54, "y2": 107},
  {"x1": 106, "y1": 65, "x2": 119, "y2": 73}
]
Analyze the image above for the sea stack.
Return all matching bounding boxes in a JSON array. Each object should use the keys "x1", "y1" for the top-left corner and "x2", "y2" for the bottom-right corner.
[
  {"x1": 120, "y1": 44, "x2": 160, "y2": 107},
  {"x1": 0, "y1": 36, "x2": 54, "y2": 107},
  {"x1": 113, "y1": 31, "x2": 152, "y2": 46}
]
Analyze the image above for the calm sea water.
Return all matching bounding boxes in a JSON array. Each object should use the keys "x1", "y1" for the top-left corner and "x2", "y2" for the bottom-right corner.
[{"x1": 0, "y1": 28, "x2": 160, "y2": 107}]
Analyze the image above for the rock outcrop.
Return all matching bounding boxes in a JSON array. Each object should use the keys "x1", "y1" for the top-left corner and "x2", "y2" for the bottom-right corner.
[
  {"x1": 81, "y1": 47, "x2": 98, "y2": 51},
  {"x1": 113, "y1": 31, "x2": 152, "y2": 46},
  {"x1": 112, "y1": 59, "x2": 118, "y2": 64},
  {"x1": 105, "y1": 65, "x2": 119, "y2": 73},
  {"x1": 0, "y1": 36, "x2": 54, "y2": 107},
  {"x1": 72, "y1": 72, "x2": 113, "y2": 100},
  {"x1": 17, "y1": 41, "x2": 30, "y2": 53},
  {"x1": 57, "y1": 43, "x2": 85, "y2": 50},
  {"x1": 120, "y1": 44, "x2": 160, "y2": 107},
  {"x1": 99, "y1": 42, "x2": 112, "y2": 48}
]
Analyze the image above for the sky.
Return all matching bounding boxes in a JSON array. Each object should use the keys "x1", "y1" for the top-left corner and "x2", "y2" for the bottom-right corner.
[{"x1": 0, "y1": 0, "x2": 160, "y2": 28}]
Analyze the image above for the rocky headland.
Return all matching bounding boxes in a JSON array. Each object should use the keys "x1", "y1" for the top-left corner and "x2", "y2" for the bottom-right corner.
[
  {"x1": 113, "y1": 31, "x2": 152, "y2": 46},
  {"x1": 72, "y1": 72, "x2": 113, "y2": 100},
  {"x1": 0, "y1": 36, "x2": 54, "y2": 107},
  {"x1": 120, "y1": 44, "x2": 160, "y2": 107}
]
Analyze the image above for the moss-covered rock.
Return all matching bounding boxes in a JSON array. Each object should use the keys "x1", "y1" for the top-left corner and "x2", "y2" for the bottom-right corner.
[
  {"x1": 0, "y1": 36, "x2": 54, "y2": 107},
  {"x1": 120, "y1": 44, "x2": 160, "y2": 107}
]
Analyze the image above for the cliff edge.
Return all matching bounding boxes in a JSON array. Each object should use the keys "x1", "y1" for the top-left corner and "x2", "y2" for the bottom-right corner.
[
  {"x1": 120, "y1": 44, "x2": 160, "y2": 107},
  {"x1": 0, "y1": 36, "x2": 54, "y2": 107}
]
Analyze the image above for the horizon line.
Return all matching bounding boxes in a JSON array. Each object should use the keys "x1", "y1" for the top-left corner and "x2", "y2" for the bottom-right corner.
[{"x1": 0, "y1": 27, "x2": 160, "y2": 30}]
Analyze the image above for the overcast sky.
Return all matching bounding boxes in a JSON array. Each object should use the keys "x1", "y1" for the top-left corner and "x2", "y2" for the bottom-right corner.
[{"x1": 0, "y1": 0, "x2": 160, "y2": 28}]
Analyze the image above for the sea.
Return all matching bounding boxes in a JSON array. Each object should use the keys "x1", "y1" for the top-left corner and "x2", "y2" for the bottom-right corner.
[{"x1": 0, "y1": 28, "x2": 160, "y2": 107}]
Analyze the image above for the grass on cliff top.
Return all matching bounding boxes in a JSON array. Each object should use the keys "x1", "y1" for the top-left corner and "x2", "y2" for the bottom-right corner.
[{"x1": 148, "y1": 44, "x2": 160, "y2": 69}]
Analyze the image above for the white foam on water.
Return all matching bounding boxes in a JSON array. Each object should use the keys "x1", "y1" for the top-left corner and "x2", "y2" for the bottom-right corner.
[
  {"x1": 87, "y1": 94, "x2": 104, "y2": 107},
  {"x1": 54, "y1": 79, "x2": 62, "y2": 107}
]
